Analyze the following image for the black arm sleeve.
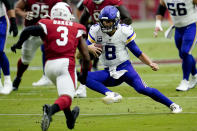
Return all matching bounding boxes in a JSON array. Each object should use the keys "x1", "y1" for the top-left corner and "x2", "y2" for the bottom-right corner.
[
  {"x1": 77, "y1": 0, "x2": 84, "y2": 11},
  {"x1": 2, "y1": 0, "x2": 14, "y2": 10},
  {"x1": 79, "y1": 9, "x2": 90, "y2": 25},
  {"x1": 156, "y1": 4, "x2": 167, "y2": 16},
  {"x1": 16, "y1": 25, "x2": 45, "y2": 47},
  {"x1": 117, "y1": 5, "x2": 132, "y2": 25}
]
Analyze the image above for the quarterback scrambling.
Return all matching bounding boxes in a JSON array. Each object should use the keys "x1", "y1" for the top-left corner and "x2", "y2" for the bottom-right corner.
[
  {"x1": 75, "y1": 0, "x2": 132, "y2": 98},
  {"x1": 80, "y1": 5, "x2": 182, "y2": 113}
]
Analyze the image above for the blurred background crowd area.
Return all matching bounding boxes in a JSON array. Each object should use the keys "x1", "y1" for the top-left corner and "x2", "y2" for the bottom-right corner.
[{"x1": 14, "y1": 0, "x2": 167, "y2": 25}]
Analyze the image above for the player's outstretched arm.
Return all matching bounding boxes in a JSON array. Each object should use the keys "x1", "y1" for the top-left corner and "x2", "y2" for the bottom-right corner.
[
  {"x1": 138, "y1": 53, "x2": 159, "y2": 71},
  {"x1": 193, "y1": 0, "x2": 197, "y2": 4},
  {"x1": 15, "y1": 0, "x2": 34, "y2": 20},
  {"x1": 79, "y1": 9, "x2": 90, "y2": 26},
  {"x1": 11, "y1": 25, "x2": 45, "y2": 53},
  {"x1": 2, "y1": 0, "x2": 18, "y2": 36},
  {"x1": 154, "y1": 1, "x2": 167, "y2": 37},
  {"x1": 118, "y1": 5, "x2": 132, "y2": 25}
]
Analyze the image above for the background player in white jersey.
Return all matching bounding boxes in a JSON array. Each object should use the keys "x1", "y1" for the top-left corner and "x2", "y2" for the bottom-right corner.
[
  {"x1": 78, "y1": 5, "x2": 182, "y2": 113},
  {"x1": 154, "y1": 0, "x2": 197, "y2": 91},
  {"x1": 0, "y1": 0, "x2": 18, "y2": 95}
]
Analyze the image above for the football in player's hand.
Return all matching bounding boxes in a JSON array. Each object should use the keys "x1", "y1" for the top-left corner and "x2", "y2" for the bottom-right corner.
[
  {"x1": 94, "y1": 43, "x2": 103, "y2": 57},
  {"x1": 94, "y1": 43, "x2": 103, "y2": 50}
]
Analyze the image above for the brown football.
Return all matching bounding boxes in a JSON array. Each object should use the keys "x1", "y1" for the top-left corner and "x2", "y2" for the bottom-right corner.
[
  {"x1": 94, "y1": 43, "x2": 103, "y2": 49},
  {"x1": 94, "y1": 43, "x2": 103, "y2": 57}
]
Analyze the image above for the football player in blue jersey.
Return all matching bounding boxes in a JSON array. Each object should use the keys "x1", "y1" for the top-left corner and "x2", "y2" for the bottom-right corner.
[
  {"x1": 78, "y1": 5, "x2": 182, "y2": 113},
  {"x1": 0, "y1": 0, "x2": 18, "y2": 95},
  {"x1": 154, "y1": 0, "x2": 197, "y2": 91}
]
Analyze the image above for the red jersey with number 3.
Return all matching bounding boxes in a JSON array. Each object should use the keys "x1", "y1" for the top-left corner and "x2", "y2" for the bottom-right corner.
[
  {"x1": 24, "y1": 0, "x2": 62, "y2": 26},
  {"x1": 38, "y1": 19, "x2": 86, "y2": 65},
  {"x1": 83, "y1": 0, "x2": 122, "y2": 23}
]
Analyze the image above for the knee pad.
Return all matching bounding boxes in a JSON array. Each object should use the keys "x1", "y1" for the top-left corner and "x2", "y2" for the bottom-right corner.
[
  {"x1": 21, "y1": 48, "x2": 36, "y2": 64},
  {"x1": 21, "y1": 54, "x2": 32, "y2": 65}
]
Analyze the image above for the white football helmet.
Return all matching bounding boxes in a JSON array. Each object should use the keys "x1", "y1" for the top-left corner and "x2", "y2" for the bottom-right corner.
[
  {"x1": 92, "y1": 0, "x2": 104, "y2": 4},
  {"x1": 50, "y1": 2, "x2": 75, "y2": 21}
]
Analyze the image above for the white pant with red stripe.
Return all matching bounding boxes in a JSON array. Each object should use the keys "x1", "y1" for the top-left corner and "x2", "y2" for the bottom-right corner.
[{"x1": 45, "y1": 58, "x2": 77, "y2": 99}]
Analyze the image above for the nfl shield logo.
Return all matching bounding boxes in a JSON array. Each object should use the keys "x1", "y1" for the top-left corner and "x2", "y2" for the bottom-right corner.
[{"x1": 97, "y1": 36, "x2": 102, "y2": 42}]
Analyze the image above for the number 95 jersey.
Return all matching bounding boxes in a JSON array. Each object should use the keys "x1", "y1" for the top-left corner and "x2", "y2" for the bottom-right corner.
[
  {"x1": 38, "y1": 19, "x2": 86, "y2": 64},
  {"x1": 83, "y1": 0, "x2": 122, "y2": 23},
  {"x1": 163, "y1": 0, "x2": 197, "y2": 27},
  {"x1": 87, "y1": 24, "x2": 136, "y2": 67},
  {"x1": 24, "y1": 0, "x2": 62, "y2": 26}
]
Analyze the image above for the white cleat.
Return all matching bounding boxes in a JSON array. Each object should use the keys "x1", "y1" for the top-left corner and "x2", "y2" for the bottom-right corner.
[
  {"x1": 102, "y1": 92, "x2": 122, "y2": 104},
  {"x1": 0, "y1": 79, "x2": 3, "y2": 92},
  {"x1": 74, "y1": 84, "x2": 87, "y2": 98},
  {"x1": 189, "y1": 74, "x2": 197, "y2": 89},
  {"x1": 0, "y1": 77, "x2": 13, "y2": 95},
  {"x1": 170, "y1": 103, "x2": 182, "y2": 114},
  {"x1": 176, "y1": 79, "x2": 189, "y2": 91},
  {"x1": 32, "y1": 75, "x2": 53, "y2": 86}
]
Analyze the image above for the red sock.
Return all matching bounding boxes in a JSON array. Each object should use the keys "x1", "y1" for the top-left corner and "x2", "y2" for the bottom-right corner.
[
  {"x1": 55, "y1": 95, "x2": 72, "y2": 110},
  {"x1": 17, "y1": 58, "x2": 29, "y2": 78}
]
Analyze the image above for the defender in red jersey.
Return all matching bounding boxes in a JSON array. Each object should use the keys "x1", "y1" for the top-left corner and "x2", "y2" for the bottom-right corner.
[
  {"x1": 12, "y1": 0, "x2": 68, "y2": 90},
  {"x1": 11, "y1": 2, "x2": 90, "y2": 131},
  {"x1": 80, "y1": 0, "x2": 131, "y2": 26},
  {"x1": 39, "y1": 19, "x2": 86, "y2": 62},
  {"x1": 18, "y1": 0, "x2": 63, "y2": 26}
]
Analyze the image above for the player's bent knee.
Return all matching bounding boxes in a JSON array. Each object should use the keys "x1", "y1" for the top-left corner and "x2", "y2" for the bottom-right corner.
[
  {"x1": 0, "y1": 51, "x2": 5, "y2": 56},
  {"x1": 21, "y1": 58, "x2": 31, "y2": 65},
  {"x1": 21, "y1": 54, "x2": 34, "y2": 64},
  {"x1": 181, "y1": 52, "x2": 190, "y2": 58}
]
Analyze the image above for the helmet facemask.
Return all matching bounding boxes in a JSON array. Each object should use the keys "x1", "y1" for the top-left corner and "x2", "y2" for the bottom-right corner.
[{"x1": 99, "y1": 19, "x2": 119, "y2": 33}]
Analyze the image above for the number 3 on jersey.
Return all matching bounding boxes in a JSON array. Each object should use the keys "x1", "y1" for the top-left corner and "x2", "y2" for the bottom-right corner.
[{"x1": 56, "y1": 26, "x2": 68, "y2": 46}]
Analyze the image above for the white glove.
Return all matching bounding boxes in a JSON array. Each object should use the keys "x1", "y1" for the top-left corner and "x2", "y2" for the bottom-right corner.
[
  {"x1": 25, "y1": 11, "x2": 34, "y2": 20},
  {"x1": 165, "y1": 25, "x2": 175, "y2": 39},
  {"x1": 154, "y1": 20, "x2": 163, "y2": 37}
]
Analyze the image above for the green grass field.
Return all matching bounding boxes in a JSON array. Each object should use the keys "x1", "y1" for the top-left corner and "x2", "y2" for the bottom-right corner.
[{"x1": 0, "y1": 21, "x2": 197, "y2": 131}]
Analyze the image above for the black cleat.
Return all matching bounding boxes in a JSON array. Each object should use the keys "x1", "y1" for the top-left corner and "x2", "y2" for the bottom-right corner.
[
  {"x1": 12, "y1": 77, "x2": 21, "y2": 91},
  {"x1": 66, "y1": 106, "x2": 80, "y2": 129},
  {"x1": 41, "y1": 104, "x2": 52, "y2": 131}
]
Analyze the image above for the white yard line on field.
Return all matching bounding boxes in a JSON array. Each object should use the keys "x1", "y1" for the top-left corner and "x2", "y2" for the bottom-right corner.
[
  {"x1": 9, "y1": 63, "x2": 180, "y2": 72},
  {"x1": 0, "y1": 112, "x2": 197, "y2": 117},
  {"x1": 0, "y1": 96, "x2": 197, "y2": 101}
]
